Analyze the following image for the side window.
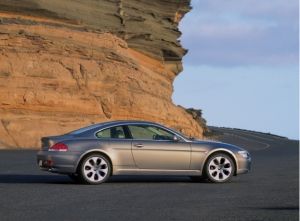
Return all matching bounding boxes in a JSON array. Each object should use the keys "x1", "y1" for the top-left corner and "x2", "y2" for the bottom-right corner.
[
  {"x1": 152, "y1": 127, "x2": 175, "y2": 140},
  {"x1": 128, "y1": 125, "x2": 174, "y2": 140},
  {"x1": 96, "y1": 126, "x2": 126, "y2": 139}
]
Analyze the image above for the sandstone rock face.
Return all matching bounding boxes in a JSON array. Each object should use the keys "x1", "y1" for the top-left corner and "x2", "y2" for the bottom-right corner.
[{"x1": 0, "y1": 0, "x2": 206, "y2": 148}]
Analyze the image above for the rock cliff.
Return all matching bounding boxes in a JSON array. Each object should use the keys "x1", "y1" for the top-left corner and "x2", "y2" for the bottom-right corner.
[{"x1": 0, "y1": 0, "x2": 206, "y2": 148}]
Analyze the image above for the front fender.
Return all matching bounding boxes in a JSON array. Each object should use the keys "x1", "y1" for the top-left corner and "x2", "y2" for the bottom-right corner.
[{"x1": 191, "y1": 148, "x2": 238, "y2": 175}]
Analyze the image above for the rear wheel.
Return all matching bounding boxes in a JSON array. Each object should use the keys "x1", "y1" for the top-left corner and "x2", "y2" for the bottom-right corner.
[
  {"x1": 205, "y1": 153, "x2": 235, "y2": 183},
  {"x1": 78, "y1": 154, "x2": 111, "y2": 184}
]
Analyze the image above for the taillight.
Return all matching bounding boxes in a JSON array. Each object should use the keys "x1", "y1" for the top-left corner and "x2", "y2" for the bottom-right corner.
[{"x1": 49, "y1": 143, "x2": 68, "y2": 152}]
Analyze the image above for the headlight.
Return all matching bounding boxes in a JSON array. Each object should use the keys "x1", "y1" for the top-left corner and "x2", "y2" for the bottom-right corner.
[{"x1": 238, "y1": 150, "x2": 250, "y2": 159}]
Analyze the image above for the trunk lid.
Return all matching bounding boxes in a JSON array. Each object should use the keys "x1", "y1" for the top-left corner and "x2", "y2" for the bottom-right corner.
[{"x1": 40, "y1": 135, "x2": 73, "y2": 150}]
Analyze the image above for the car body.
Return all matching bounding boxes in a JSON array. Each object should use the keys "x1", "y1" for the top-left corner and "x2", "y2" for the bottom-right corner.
[{"x1": 37, "y1": 120, "x2": 251, "y2": 184}]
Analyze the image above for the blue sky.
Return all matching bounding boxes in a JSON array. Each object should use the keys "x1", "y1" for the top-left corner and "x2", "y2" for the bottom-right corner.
[{"x1": 173, "y1": 0, "x2": 299, "y2": 139}]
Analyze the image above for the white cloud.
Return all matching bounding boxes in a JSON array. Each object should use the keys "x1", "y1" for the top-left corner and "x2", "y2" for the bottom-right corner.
[{"x1": 180, "y1": 0, "x2": 299, "y2": 66}]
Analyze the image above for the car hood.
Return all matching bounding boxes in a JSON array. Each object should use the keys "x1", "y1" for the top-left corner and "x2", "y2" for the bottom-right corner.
[{"x1": 190, "y1": 139, "x2": 245, "y2": 152}]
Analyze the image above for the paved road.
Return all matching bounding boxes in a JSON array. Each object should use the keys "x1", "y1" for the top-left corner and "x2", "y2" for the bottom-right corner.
[{"x1": 0, "y1": 129, "x2": 298, "y2": 221}]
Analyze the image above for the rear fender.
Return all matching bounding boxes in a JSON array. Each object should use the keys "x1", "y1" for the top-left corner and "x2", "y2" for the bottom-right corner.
[{"x1": 74, "y1": 149, "x2": 112, "y2": 173}]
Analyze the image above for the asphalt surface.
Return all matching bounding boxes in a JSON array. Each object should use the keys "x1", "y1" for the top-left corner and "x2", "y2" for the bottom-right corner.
[{"x1": 0, "y1": 128, "x2": 298, "y2": 221}]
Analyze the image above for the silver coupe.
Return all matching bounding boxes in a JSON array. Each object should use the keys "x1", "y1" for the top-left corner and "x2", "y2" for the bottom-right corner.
[{"x1": 37, "y1": 120, "x2": 251, "y2": 184}]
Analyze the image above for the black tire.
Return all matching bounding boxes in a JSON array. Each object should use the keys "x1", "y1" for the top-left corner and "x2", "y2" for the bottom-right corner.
[
  {"x1": 78, "y1": 153, "x2": 111, "y2": 185},
  {"x1": 204, "y1": 153, "x2": 235, "y2": 183},
  {"x1": 190, "y1": 176, "x2": 206, "y2": 182},
  {"x1": 68, "y1": 173, "x2": 81, "y2": 183}
]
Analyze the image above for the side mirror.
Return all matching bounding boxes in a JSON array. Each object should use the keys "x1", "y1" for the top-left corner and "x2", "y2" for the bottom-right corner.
[{"x1": 173, "y1": 135, "x2": 179, "y2": 142}]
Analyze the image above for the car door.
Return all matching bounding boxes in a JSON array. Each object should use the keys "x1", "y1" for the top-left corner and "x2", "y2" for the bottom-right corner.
[
  {"x1": 128, "y1": 124, "x2": 191, "y2": 170},
  {"x1": 95, "y1": 125, "x2": 135, "y2": 167}
]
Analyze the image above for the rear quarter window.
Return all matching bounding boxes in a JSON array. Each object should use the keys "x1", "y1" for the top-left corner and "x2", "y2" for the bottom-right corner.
[{"x1": 96, "y1": 126, "x2": 126, "y2": 139}]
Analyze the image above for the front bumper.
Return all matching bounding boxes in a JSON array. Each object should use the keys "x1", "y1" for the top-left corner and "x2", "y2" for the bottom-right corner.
[
  {"x1": 236, "y1": 155, "x2": 252, "y2": 175},
  {"x1": 37, "y1": 150, "x2": 81, "y2": 174}
]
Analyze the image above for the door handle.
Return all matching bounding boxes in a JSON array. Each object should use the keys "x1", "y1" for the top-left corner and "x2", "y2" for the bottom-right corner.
[{"x1": 134, "y1": 144, "x2": 144, "y2": 148}]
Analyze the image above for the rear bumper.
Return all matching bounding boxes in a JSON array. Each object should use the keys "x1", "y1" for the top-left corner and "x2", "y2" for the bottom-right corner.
[{"x1": 37, "y1": 150, "x2": 81, "y2": 174}]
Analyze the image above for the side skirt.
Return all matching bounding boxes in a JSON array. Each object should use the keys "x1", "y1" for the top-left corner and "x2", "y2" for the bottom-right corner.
[{"x1": 113, "y1": 167, "x2": 202, "y2": 176}]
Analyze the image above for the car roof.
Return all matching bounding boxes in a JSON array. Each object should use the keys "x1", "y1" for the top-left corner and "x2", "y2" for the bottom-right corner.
[
  {"x1": 98, "y1": 120, "x2": 163, "y2": 127},
  {"x1": 68, "y1": 120, "x2": 166, "y2": 135}
]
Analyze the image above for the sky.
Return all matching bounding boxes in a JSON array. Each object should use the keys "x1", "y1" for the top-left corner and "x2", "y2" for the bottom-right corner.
[{"x1": 172, "y1": 0, "x2": 299, "y2": 139}]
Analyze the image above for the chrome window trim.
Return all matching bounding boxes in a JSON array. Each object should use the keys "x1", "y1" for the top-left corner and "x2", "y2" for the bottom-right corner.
[{"x1": 94, "y1": 122, "x2": 189, "y2": 142}]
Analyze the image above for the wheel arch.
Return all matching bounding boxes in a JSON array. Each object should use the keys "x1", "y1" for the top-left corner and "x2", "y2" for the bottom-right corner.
[
  {"x1": 203, "y1": 149, "x2": 238, "y2": 176},
  {"x1": 75, "y1": 149, "x2": 113, "y2": 175}
]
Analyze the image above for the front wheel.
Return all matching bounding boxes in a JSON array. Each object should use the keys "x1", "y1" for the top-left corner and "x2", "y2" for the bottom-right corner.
[
  {"x1": 205, "y1": 153, "x2": 235, "y2": 183},
  {"x1": 78, "y1": 154, "x2": 111, "y2": 184}
]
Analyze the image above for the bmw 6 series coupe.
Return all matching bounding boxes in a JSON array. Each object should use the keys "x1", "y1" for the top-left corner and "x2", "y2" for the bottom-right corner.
[{"x1": 37, "y1": 120, "x2": 251, "y2": 184}]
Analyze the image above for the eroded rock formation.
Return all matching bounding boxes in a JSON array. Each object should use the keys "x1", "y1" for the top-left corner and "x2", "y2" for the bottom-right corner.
[{"x1": 0, "y1": 0, "x2": 206, "y2": 148}]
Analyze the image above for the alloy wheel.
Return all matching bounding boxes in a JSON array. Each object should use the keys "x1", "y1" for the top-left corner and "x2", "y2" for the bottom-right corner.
[
  {"x1": 81, "y1": 155, "x2": 110, "y2": 184},
  {"x1": 206, "y1": 154, "x2": 234, "y2": 183}
]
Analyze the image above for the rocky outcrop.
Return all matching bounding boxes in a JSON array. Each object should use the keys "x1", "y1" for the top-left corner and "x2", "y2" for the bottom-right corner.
[
  {"x1": 184, "y1": 108, "x2": 209, "y2": 136},
  {"x1": 0, "y1": 0, "x2": 206, "y2": 148}
]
